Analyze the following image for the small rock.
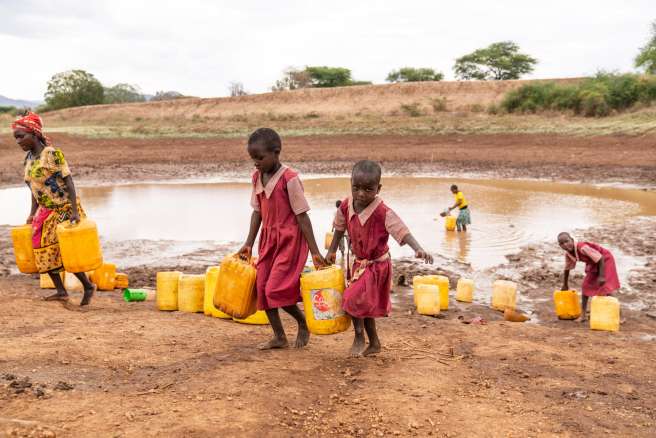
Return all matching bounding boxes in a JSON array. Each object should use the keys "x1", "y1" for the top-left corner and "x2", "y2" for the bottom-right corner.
[{"x1": 54, "y1": 381, "x2": 74, "y2": 391}]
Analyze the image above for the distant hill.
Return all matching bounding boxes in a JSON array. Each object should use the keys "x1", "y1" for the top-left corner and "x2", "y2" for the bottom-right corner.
[
  {"x1": 45, "y1": 78, "x2": 583, "y2": 124},
  {"x1": 0, "y1": 95, "x2": 43, "y2": 109}
]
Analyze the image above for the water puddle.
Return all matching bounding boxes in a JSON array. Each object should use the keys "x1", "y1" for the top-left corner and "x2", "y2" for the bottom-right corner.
[{"x1": 1, "y1": 177, "x2": 654, "y2": 269}]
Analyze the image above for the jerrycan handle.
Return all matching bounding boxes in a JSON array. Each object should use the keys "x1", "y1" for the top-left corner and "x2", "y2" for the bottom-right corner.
[{"x1": 63, "y1": 219, "x2": 81, "y2": 229}]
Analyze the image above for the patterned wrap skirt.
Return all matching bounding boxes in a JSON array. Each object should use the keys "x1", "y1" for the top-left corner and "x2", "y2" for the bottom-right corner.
[
  {"x1": 456, "y1": 207, "x2": 471, "y2": 227},
  {"x1": 32, "y1": 201, "x2": 86, "y2": 274}
]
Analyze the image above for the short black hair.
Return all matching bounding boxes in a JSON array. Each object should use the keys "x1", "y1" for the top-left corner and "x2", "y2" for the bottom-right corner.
[
  {"x1": 352, "y1": 160, "x2": 382, "y2": 184},
  {"x1": 248, "y1": 128, "x2": 281, "y2": 152},
  {"x1": 451, "y1": 184, "x2": 458, "y2": 191},
  {"x1": 557, "y1": 232, "x2": 572, "y2": 243},
  {"x1": 335, "y1": 200, "x2": 342, "y2": 208}
]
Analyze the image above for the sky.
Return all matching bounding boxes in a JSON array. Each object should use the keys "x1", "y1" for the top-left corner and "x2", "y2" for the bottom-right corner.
[{"x1": 0, "y1": 0, "x2": 654, "y2": 100}]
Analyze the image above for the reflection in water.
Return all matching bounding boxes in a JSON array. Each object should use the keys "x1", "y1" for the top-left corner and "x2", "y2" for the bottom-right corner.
[
  {"x1": 1, "y1": 177, "x2": 654, "y2": 269},
  {"x1": 444, "y1": 231, "x2": 471, "y2": 263}
]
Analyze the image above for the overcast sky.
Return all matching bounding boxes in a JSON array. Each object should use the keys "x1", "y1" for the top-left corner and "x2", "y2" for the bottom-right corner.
[{"x1": 1, "y1": 0, "x2": 653, "y2": 100}]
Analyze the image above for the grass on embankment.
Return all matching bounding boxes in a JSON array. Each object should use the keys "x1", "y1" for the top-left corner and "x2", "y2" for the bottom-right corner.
[{"x1": 2, "y1": 106, "x2": 656, "y2": 139}]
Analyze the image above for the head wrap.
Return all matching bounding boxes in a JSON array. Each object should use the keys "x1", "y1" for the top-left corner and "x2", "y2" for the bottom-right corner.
[{"x1": 11, "y1": 112, "x2": 50, "y2": 145}]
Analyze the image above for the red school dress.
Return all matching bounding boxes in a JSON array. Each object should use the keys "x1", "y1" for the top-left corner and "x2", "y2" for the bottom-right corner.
[
  {"x1": 565, "y1": 241, "x2": 620, "y2": 297},
  {"x1": 333, "y1": 197, "x2": 410, "y2": 318},
  {"x1": 251, "y1": 165, "x2": 310, "y2": 310}
]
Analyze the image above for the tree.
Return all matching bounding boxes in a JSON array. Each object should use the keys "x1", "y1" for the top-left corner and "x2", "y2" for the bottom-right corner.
[
  {"x1": 305, "y1": 66, "x2": 353, "y2": 87},
  {"x1": 228, "y1": 81, "x2": 248, "y2": 97},
  {"x1": 453, "y1": 41, "x2": 537, "y2": 80},
  {"x1": 635, "y1": 20, "x2": 656, "y2": 74},
  {"x1": 386, "y1": 67, "x2": 444, "y2": 82},
  {"x1": 44, "y1": 70, "x2": 104, "y2": 110},
  {"x1": 104, "y1": 83, "x2": 146, "y2": 104},
  {"x1": 271, "y1": 67, "x2": 312, "y2": 91},
  {"x1": 151, "y1": 91, "x2": 185, "y2": 101}
]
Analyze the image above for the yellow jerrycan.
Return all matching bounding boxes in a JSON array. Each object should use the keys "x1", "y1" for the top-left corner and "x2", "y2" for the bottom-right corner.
[
  {"x1": 157, "y1": 271, "x2": 182, "y2": 311},
  {"x1": 491, "y1": 280, "x2": 517, "y2": 311},
  {"x1": 56, "y1": 219, "x2": 103, "y2": 273},
  {"x1": 445, "y1": 216, "x2": 456, "y2": 232},
  {"x1": 300, "y1": 265, "x2": 350, "y2": 335},
  {"x1": 90, "y1": 263, "x2": 117, "y2": 291},
  {"x1": 204, "y1": 266, "x2": 232, "y2": 318},
  {"x1": 455, "y1": 278, "x2": 474, "y2": 303},
  {"x1": 65, "y1": 272, "x2": 92, "y2": 292},
  {"x1": 234, "y1": 310, "x2": 269, "y2": 325},
  {"x1": 114, "y1": 273, "x2": 129, "y2": 289},
  {"x1": 324, "y1": 231, "x2": 334, "y2": 250},
  {"x1": 414, "y1": 284, "x2": 441, "y2": 316},
  {"x1": 413, "y1": 275, "x2": 449, "y2": 310},
  {"x1": 10, "y1": 225, "x2": 38, "y2": 274},
  {"x1": 40, "y1": 272, "x2": 65, "y2": 289},
  {"x1": 590, "y1": 296, "x2": 620, "y2": 332},
  {"x1": 213, "y1": 255, "x2": 257, "y2": 319},
  {"x1": 553, "y1": 290, "x2": 582, "y2": 320},
  {"x1": 178, "y1": 274, "x2": 205, "y2": 313}
]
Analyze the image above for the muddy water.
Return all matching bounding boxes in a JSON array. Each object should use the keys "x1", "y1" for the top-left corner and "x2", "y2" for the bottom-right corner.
[{"x1": 1, "y1": 177, "x2": 654, "y2": 269}]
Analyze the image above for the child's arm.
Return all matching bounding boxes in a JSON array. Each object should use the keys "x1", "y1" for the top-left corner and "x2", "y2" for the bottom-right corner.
[
  {"x1": 562, "y1": 269, "x2": 570, "y2": 290},
  {"x1": 597, "y1": 258, "x2": 606, "y2": 285},
  {"x1": 297, "y1": 212, "x2": 327, "y2": 268},
  {"x1": 402, "y1": 233, "x2": 433, "y2": 264},
  {"x1": 238, "y1": 210, "x2": 262, "y2": 260},
  {"x1": 325, "y1": 229, "x2": 346, "y2": 264},
  {"x1": 448, "y1": 199, "x2": 462, "y2": 212}
]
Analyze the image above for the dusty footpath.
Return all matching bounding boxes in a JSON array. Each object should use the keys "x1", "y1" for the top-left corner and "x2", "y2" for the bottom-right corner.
[{"x1": 1, "y1": 132, "x2": 656, "y2": 437}]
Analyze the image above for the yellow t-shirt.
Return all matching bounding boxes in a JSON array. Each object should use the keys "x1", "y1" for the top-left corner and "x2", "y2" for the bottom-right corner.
[{"x1": 454, "y1": 191, "x2": 468, "y2": 209}]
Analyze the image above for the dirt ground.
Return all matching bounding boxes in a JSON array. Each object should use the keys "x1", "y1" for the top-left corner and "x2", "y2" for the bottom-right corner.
[
  {"x1": 1, "y1": 130, "x2": 656, "y2": 437},
  {"x1": 1, "y1": 132, "x2": 655, "y2": 188}
]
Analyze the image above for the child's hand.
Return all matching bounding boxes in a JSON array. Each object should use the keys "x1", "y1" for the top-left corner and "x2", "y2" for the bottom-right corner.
[
  {"x1": 312, "y1": 253, "x2": 329, "y2": 269},
  {"x1": 415, "y1": 249, "x2": 433, "y2": 264},
  {"x1": 237, "y1": 245, "x2": 252, "y2": 261},
  {"x1": 69, "y1": 212, "x2": 80, "y2": 225},
  {"x1": 325, "y1": 251, "x2": 337, "y2": 265}
]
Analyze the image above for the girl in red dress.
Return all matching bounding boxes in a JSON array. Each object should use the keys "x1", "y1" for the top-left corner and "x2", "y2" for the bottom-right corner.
[
  {"x1": 558, "y1": 232, "x2": 620, "y2": 322},
  {"x1": 238, "y1": 128, "x2": 327, "y2": 350},
  {"x1": 326, "y1": 160, "x2": 433, "y2": 357}
]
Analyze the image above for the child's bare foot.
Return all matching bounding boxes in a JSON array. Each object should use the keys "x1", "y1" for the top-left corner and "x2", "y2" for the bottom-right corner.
[
  {"x1": 362, "y1": 340, "x2": 381, "y2": 357},
  {"x1": 258, "y1": 336, "x2": 289, "y2": 350},
  {"x1": 80, "y1": 284, "x2": 96, "y2": 306},
  {"x1": 294, "y1": 325, "x2": 310, "y2": 348},
  {"x1": 43, "y1": 292, "x2": 68, "y2": 301},
  {"x1": 350, "y1": 335, "x2": 366, "y2": 357}
]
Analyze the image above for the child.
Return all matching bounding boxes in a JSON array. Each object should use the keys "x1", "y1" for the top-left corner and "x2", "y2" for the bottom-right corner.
[
  {"x1": 12, "y1": 112, "x2": 95, "y2": 306},
  {"x1": 238, "y1": 128, "x2": 327, "y2": 350},
  {"x1": 448, "y1": 184, "x2": 470, "y2": 232},
  {"x1": 326, "y1": 160, "x2": 433, "y2": 357},
  {"x1": 558, "y1": 232, "x2": 620, "y2": 322}
]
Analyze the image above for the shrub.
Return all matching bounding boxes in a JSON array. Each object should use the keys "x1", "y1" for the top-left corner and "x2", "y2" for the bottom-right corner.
[
  {"x1": 0, "y1": 105, "x2": 17, "y2": 114},
  {"x1": 578, "y1": 89, "x2": 610, "y2": 117},
  {"x1": 400, "y1": 103, "x2": 423, "y2": 117},
  {"x1": 501, "y1": 73, "x2": 656, "y2": 117},
  {"x1": 431, "y1": 97, "x2": 448, "y2": 112}
]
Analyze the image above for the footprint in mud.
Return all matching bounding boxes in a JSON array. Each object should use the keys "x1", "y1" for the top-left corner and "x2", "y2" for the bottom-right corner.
[{"x1": 59, "y1": 301, "x2": 96, "y2": 312}]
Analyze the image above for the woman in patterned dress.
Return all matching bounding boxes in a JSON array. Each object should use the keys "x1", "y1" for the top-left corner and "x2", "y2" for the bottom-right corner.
[{"x1": 12, "y1": 112, "x2": 95, "y2": 306}]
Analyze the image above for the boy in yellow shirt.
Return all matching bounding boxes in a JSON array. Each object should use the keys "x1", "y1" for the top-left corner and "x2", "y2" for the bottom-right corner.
[{"x1": 448, "y1": 184, "x2": 471, "y2": 232}]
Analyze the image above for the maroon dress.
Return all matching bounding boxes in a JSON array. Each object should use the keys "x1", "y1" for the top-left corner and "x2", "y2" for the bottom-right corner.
[
  {"x1": 565, "y1": 241, "x2": 620, "y2": 297},
  {"x1": 334, "y1": 197, "x2": 409, "y2": 318},
  {"x1": 251, "y1": 165, "x2": 310, "y2": 310}
]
